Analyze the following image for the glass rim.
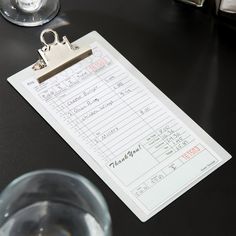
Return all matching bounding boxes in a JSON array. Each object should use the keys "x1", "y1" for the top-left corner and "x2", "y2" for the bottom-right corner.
[{"x1": 3, "y1": 169, "x2": 95, "y2": 193}]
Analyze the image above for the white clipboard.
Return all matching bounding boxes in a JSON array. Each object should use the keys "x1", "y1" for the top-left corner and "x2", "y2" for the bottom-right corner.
[{"x1": 8, "y1": 29, "x2": 231, "y2": 222}]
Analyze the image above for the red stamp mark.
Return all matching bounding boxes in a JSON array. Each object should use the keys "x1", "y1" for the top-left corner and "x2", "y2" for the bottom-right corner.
[
  {"x1": 87, "y1": 58, "x2": 108, "y2": 73},
  {"x1": 181, "y1": 145, "x2": 203, "y2": 162}
]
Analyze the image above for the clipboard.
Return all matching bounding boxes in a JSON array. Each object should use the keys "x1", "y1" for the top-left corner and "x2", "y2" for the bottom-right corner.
[{"x1": 8, "y1": 29, "x2": 231, "y2": 222}]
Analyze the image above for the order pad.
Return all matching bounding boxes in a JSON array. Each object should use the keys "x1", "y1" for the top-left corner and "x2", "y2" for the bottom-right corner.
[{"x1": 8, "y1": 31, "x2": 231, "y2": 222}]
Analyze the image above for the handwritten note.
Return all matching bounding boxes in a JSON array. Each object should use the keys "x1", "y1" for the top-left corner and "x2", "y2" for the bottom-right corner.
[{"x1": 8, "y1": 32, "x2": 231, "y2": 221}]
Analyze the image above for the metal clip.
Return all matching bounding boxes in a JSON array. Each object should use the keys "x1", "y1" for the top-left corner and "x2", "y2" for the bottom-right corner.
[{"x1": 33, "y1": 29, "x2": 92, "y2": 83}]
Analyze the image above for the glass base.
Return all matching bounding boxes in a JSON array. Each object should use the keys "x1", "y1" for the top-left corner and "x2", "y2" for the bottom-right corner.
[{"x1": 0, "y1": 0, "x2": 60, "y2": 27}]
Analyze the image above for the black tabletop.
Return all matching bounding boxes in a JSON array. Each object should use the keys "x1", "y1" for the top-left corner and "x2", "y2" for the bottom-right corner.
[{"x1": 0, "y1": 0, "x2": 235, "y2": 235}]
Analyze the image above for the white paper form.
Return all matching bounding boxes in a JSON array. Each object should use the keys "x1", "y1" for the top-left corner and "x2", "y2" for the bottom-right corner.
[{"x1": 8, "y1": 31, "x2": 231, "y2": 222}]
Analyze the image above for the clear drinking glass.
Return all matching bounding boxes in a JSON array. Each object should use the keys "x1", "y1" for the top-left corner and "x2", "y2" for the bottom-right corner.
[
  {"x1": 0, "y1": 170, "x2": 112, "y2": 236},
  {"x1": 0, "y1": 0, "x2": 60, "y2": 27}
]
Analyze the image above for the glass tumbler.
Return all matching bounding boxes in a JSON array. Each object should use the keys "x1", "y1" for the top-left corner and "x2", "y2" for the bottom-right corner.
[
  {"x1": 0, "y1": 0, "x2": 60, "y2": 27},
  {"x1": 0, "y1": 170, "x2": 112, "y2": 236}
]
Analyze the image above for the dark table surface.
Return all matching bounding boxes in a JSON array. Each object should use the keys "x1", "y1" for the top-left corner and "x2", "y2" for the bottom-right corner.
[{"x1": 0, "y1": 0, "x2": 235, "y2": 235}]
